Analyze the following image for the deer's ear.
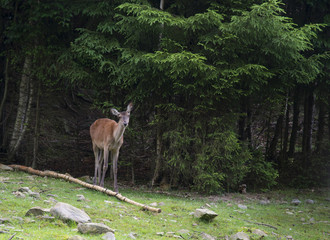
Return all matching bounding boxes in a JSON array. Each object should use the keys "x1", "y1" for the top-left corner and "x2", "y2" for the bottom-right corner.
[
  {"x1": 111, "y1": 108, "x2": 120, "y2": 117},
  {"x1": 127, "y1": 102, "x2": 133, "y2": 113}
]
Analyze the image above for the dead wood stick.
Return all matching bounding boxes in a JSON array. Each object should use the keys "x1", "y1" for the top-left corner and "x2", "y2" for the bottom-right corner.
[
  {"x1": 9, "y1": 164, "x2": 161, "y2": 213},
  {"x1": 230, "y1": 215, "x2": 278, "y2": 230}
]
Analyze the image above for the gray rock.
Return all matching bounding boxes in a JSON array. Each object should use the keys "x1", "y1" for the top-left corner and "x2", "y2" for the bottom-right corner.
[
  {"x1": 238, "y1": 204, "x2": 248, "y2": 210},
  {"x1": 194, "y1": 209, "x2": 218, "y2": 221},
  {"x1": 13, "y1": 191, "x2": 26, "y2": 198},
  {"x1": 68, "y1": 236, "x2": 87, "y2": 240},
  {"x1": 18, "y1": 187, "x2": 32, "y2": 194},
  {"x1": 25, "y1": 207, "x2": 50, "y2": 216},
  {"x1": 77, "y1": 195, "x2": 86, "y2": 202},
  {"x1": 200, "y1": 232, "x2": 216, "y2": 240},
  {"x1": 128, "y1": 232, "x2": 137, "y2": 239},
  {"x1": 77, "y1": 222, "x2": 114, "y2": 234},
  {"x1": 259, "y1": 200, "x2": 270, "y2": 205},
  {"x1": 103, "y1": 232, "x2": 116, "y2": 240},
  {"x1": 305, "y1": 199, "x2": 314, "y2": 204},
  {"x1": 149, "y1": 202, "x2": 158, "y2": 207},
  {"x1": 177, "y1": 229, "x2": 190, "y2": 235},
  {"x1": 50, "y1": 202, "x2": 91, "y2": 223},
  {"x1": 291, "y1": 199, "x2": 301, "y2": 205},
  {"x1": 0, "y1": 163, "x2": 13, "y2": 171},
  {"x1": 0, "y1": 218, "x2": 11, "y2": 224},
  {"x1": 252, "y1": 229, "x2": 267, "y2": 236},
  {"x1": 230, "y1": 232, "x2": 250, "y2": 240},
  {"x1": 29, "y1": 192, "x2": 40, "y2": 199}
]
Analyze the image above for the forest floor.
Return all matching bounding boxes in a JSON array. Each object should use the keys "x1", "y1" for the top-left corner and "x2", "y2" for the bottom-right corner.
[{"x1": 0, "y1": 170, "x2": 329, "y2": 240}]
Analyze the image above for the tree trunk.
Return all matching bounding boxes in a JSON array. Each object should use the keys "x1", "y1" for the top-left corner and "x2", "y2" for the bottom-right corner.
[
  {"x1": 32, "y1": 80, "x2": 41, "y2": 168},
  {"x1": 0, "y1": 57, "x2": 9, "y2": 150},
  {"x1": 302, "y1": 87, "x2": 314, "y2": 161},
  {"x1": 280, "y1": 94, "x2": 290, "y2": 170},
  {"x1": 151, "y1": 0, "x2": 165, "y2": 187},
  {"x1": 315, "y1": 100, "x2": 325, "y2": 153},
  {"x1": 267, "y1": 113, "x2": 284, "y2": 162},
  {"x1": 288, "y1": 86, "x2": 300, "y2": 158},
  {"x1": 238, "y1": 96, "x2": 251, "y2": 144},
  {"x1": 151, "y1": 122, "x2": 162, "y2": 187},
  {"x1": 9, "y1": 56, "x2": 33, "y2": 160}
]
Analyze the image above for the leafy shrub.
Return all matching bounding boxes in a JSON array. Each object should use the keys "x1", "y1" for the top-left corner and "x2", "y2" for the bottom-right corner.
[
  {"x1": 244, "y1": 150, "x2": 278, "y2": 191},
  {"x1": 193, "y1": 130, "x2": 251, "y2": 193}
]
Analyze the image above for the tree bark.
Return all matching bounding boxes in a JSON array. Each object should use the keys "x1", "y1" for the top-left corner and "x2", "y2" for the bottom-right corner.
[
  {"x1": 151, "y1": 0, "x2": 165, "y2": 187},
  {"x1": 9, "y1": 56, "x2": 33, "y2": 160},
  {"x1": 151, "y1": 121, "x2": 162, "y2": 187},
  {"x1": 302, "y1": 87, "x2": 314, "y2": 161},
  {"x1": 32, "y1": 80, "x2": 41, "y2": 168},
  {"x1": 315, "y1": 100, "x2": 325, "y2": 153},
  {"x1": 288, "y1": 86, "x2": 300, "y2": 158},
  {"x1": 266, "y1": 113, "x2": 284, "y2": 162}
]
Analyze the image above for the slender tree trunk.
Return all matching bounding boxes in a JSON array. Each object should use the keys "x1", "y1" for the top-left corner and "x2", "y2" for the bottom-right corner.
[
  {"x1": 0, "y1": 58, "x2": 9, "y2": 122},
  {"x1": 302, "y1": 87, "x2": 314, "y2": 160},
  {"x1": 32, "y1": 80, "x2": 41, "y2": 168},
  {"x1": 151, "y1": 0, "x2": 165, "y2": 187},
  {"x1": 238, "y1": 96, "x2": 251, "y2": 144},
  {"x1": 267, "y1": 113, "x2": 284, "y2": 162},
  {"x1": 9, "y1": 56, "x2": 33, "y2": 160},
  {"x1": 0, "y1": 57, "x2": 9, "y2": 150},
  {"x1": 152, "y1": 119, "x2": 162, "y2": 187},
  {"x1": 280, "y1": 94, "x2": 290, "y2": 171},
  {"x1": 315, "y1": 100, "x2": 325, "y2": 153},
  {"x1": 288, "y1": 86, "x2": 300, "y2": 158}
]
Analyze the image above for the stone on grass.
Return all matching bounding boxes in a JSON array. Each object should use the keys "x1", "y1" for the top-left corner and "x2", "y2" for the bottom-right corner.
[
  {"x1": 102, "y1": 232, "x2": 116, "y2": 240},
  {"x1": 149, "y1": 202, "x2": 158, "y2": 207},
  {"x1": 259, "y1": 200, "x2": 270, "y2": 205},
  {"x1": 13, "y1": 191, "x2": 25, "y2": 198},
  {"x1": 77, "y1": 222, "x2": 114, "y2": 234},
  {"x1": 305, "y1": 199, "x2": 314, "y2": 204},
  {"x1": 0, "y1": 218, "x2": 11, "y2": 224},
  {"x1": 29, "y1": 192, "x2": 41, "y2": 199},
  {"x1": 230, "y1": 232, "x2": 250, "y2": 240},
  {"x1": 77, "y1": 195, "x2": 86, "y2": 201},
  {"x1": 200, "y1": 232, "x2": 216, "y2": 240},
  {"x1": 291, "y1": 199, "x2": 301, "y2": 205},
  {"x1": 18, "y1": 187, "x2": 33, "y2": 194},
  {"x1": 177, "y1": 229, "x2": 190, "y2": 235},
  {"x1": 252, "y1": 229, "x2": 267, "y2": 236},
  {"x1": 68, "y1": 236, "x2": 87, "y2": 240},
  {"x1": 25, "y1": 207, "x2": 50, "y2": 216},
  {"x1": 238, "y1": 204, "x2": 248, "y2": 210},
  {"x1": 50, "y1": 202, "x2": 91, "y2": 223},
  {"x1": 128, "y1": 232, "x2": 137, "y2": 239},
  {"x1": 194, "y1": 209, "x2": 218, "y2": 221}
]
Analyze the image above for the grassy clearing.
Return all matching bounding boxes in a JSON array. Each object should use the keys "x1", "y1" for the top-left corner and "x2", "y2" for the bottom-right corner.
[{"x1": 0, "y1": 170, "x2": 329, "y2": 239}]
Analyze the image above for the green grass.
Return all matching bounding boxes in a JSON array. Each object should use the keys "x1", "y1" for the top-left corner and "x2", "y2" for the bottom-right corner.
[{"x1": 0, "y1": 170, "x2": 329, "y2": 239}]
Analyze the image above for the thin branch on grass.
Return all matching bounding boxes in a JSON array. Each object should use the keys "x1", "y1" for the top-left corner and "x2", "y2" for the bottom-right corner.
[
  {"x1": 230, "y1": 215, "x2": 278, "y2": 230},
  {"x1": 9, "y1": 164, "x2": 161, "y2": 213}
]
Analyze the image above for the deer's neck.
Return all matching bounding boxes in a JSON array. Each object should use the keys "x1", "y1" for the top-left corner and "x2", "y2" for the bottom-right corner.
[{"x1": 113, "y1": 122, "x2": 126, "y2": 143}]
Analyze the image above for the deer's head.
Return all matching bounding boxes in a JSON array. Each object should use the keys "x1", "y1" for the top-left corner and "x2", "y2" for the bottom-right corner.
[{"x1": 111, "y1": 103, "x2": 133, "y2": 127}]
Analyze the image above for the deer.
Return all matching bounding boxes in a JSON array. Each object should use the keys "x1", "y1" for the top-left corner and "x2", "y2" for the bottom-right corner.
[{"x1": 90, "y1": 103, "x2": 133, "y2": 192}]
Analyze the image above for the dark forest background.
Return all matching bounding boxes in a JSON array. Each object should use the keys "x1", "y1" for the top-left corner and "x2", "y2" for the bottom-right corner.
[{"x1": 0, "y1": 0, "x2": 329, "y2": 193}]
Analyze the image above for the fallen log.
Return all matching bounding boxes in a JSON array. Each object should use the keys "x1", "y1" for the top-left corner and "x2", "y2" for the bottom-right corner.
[{"x1": 9, "y1": 164, "x2": 161, "y2": 213}]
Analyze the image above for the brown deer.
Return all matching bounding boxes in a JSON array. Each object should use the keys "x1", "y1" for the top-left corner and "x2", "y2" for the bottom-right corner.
[{"x1": 90, "y1": 103, "x2": 133, "y2": 192}]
